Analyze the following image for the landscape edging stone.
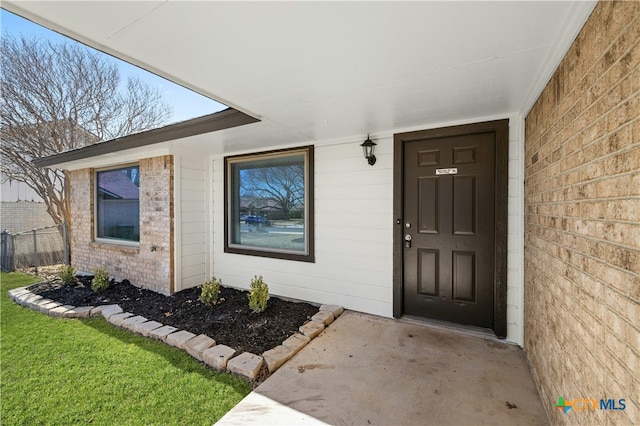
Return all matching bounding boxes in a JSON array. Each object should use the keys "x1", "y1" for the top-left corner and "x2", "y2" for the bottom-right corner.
[{"x1": 8, "y1": 285, "x2": 343, "y2": 382}]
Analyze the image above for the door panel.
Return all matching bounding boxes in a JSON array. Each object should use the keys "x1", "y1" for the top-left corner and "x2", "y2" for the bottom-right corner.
[
  {"x1": 453, "y1": 175, "x2": 476, "y2": 235},
  {"x1": 452, "y1": 251, "x2": 475, "y2": 302},
  {"x1": 453, "y1": 146, "x2": 477, "y2": 164},
  {"x1": 418, "y1": 149, "x2": 440, "y2": 166},
  {"x1": 418, "y1": 177, "x2": 439, "y2": 233},
  {"x1": 403, "y1": 132, "x2": 495, "y2": 328},
  {"x1": 418, "y1": 249, "x2": 438, "y2": 296}
]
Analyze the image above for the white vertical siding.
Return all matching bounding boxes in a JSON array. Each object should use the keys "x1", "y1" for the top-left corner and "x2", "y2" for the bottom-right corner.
[
  {"x1": 205, "y1": 115, "x2": 525, "y2": 345},
  {"x1": 506, "y1": 114, "x2": 525, "y2": 346},
  {"x1": 211, "y1": 137, "x2": 394, "y2": 317},
  {"x1": 175, "y1": 154, "x2": 208, "y2": 291}
]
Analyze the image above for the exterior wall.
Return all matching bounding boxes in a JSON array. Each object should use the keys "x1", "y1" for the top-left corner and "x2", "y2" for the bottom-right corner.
[
  {"x1": 174, "y1": 154, "x2": 208, "y2": 291},
  {"x1": 524, "y1": 2, "x2": 639, "y2": 424},
  {"x1": 0, "y1": 201, "x2": 55, "y2": 233},
  {"x1": 1, "y1": 178, "x2": 43, "y2": 202},
  {"x1": 506, "y1": 116, "x2": 525, "y2": 344},
  {"x1": 69, "y1": 155, "x2": 174, "y2": 294},
  {"x1": 210, "y1": 115, "x2": 526, "y2": 344},
  {"x1": 1, "y1": 178, "x2": 55, "y2": 234},
  {"x1": 212, "y1": 137, "x2": 395, "y2": 316}
]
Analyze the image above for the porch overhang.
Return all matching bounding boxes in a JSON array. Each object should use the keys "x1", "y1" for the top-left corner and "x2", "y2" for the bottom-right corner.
[
  {"x1": 33, "y1": 108, "x2": 259, "y2": 169},
  {"x1": 5, "y1": 1, "x2": 597, "y2": 156}
]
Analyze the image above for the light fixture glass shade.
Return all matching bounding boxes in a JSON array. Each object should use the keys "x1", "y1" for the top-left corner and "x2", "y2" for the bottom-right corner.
[{"x1": 360, "y1": 135, "x2": 377, "y2": 166}]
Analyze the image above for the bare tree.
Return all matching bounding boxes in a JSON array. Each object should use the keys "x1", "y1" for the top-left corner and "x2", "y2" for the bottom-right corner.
[
  {"x1": 240, "y1": 162, "x2": 305, "y2": 219},
  {"x1": 1, "y1": 35, "x2": 172, "y2": 235}
]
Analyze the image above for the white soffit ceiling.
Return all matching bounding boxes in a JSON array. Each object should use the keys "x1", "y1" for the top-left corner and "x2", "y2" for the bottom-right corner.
[{"x1": 4, "y1": 1, "x2": 597, "y2": 155}]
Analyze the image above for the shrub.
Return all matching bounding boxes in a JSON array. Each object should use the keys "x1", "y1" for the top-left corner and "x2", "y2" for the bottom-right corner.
[
  {"x1": 199, "y1": 277, "x2": 222, "y2": 306},
  {"x1": 91, "y1": 267, "x2": 110, "y2": 292},
  {"x1": 248, "y1": 275, "x2": 269, "y2": 314},
  {"x1": 58, "y1": 264, "x2": 77, "y2": 286}
]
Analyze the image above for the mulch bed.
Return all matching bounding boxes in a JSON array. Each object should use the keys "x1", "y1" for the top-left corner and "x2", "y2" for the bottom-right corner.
[{"x1": 28, "y1": 277, "x2": 319, "y2": 355}]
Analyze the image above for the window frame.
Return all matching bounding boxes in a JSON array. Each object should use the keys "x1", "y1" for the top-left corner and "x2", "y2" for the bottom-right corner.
[
  {"x1": 94, "y1": 163, "x2": 141, "y2": 246},
  {"x1": 224, "y1": 146, "x2": 314, "y2": 262}
]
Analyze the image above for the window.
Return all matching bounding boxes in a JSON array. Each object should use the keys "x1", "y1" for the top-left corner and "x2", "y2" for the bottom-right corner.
[
  {"x1": 96, "y1": 165, "x2": 140, "y2": 243},
  {"x1": 225, "y1": 146, "x2": 314, "y2": 262}
]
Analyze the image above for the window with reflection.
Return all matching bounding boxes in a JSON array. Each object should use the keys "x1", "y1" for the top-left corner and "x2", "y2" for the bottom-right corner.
[
  {"x1": 225, "y1": 146, "x2": 314, "y2": 262},
  {"x1": 96, "y1": 165, "x2": 140, "y2": 243}
]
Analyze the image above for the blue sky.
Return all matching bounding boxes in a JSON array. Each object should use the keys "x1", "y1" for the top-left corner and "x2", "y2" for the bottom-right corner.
[{"x1": 1, "y1": 9, "x2": 227, "y2": 124}]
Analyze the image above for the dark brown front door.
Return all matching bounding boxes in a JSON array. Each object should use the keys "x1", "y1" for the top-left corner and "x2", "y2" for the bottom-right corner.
[{"x1": 393, "y1": 120, "x2": 508, "y2": 336}]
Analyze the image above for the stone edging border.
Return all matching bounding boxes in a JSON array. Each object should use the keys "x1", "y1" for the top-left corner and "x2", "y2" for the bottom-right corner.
[{"x1": 7, "y1": 286, "x2": 344, "y2": 381}]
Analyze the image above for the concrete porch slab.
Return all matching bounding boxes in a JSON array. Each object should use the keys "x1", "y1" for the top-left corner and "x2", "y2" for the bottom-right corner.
[
  {"x1": 217, "y1": 311, "x2": 548, "y2": 426},
  {"x1": 217, "y1": 392, "x2": 329, "y2": 425}
]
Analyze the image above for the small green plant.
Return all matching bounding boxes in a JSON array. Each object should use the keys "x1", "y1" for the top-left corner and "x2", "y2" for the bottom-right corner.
[
  {"x1": 248, "y1": 275, "x2": 269, "y2": 314},
  {"x1": 199, "y1": 277, "x2": 222, "y2": 306},
  {"x1": 91, "y1": 267, "x2": 110, "y2": 292},
  {"x1": 58, "y1": 264, "x2": 77, "y2": 286}
]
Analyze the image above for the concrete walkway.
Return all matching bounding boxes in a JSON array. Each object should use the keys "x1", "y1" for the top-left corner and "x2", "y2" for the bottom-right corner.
[{"x1": 217, "y1": 311, "x2": 548, "y2": 425}]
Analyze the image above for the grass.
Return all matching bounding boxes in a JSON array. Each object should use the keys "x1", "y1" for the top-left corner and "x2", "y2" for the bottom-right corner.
[{"x1": 1, "y1": 271, "x2": 252, "y2": 425}]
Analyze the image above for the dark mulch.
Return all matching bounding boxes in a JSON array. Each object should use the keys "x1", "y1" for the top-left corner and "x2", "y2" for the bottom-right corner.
[{"x1": 28, "y1": 277, "x2": 319, "y2": 355}]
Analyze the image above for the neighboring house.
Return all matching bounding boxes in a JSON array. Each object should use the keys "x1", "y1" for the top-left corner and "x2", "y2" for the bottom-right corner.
[
  {"x1": 0, "y1": 177, "x2": 65, "y2": 271},
  {"x1": 240, "y1": 197, "x2": 303, "y2": 221},
  {"x1": 15, "y1": 1, "x2": 638, "y2": 424},
  {"x1": 1, "y1": 120, "x2": 100, "y2": 233},
  {"x1": 0, "y1": 177, "x2": 54, "y2": 233},
  {"x1": 0, "y1": 178, "x2": 43, "y2": 203}
]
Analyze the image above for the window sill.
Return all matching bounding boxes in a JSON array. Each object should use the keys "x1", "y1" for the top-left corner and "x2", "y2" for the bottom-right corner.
[
  {"x1": 90, "y1": 241, "x2": 140, "y2": 254},
  {"x1": 225, "y1": 246, "x2": 314, "y2": 263}
]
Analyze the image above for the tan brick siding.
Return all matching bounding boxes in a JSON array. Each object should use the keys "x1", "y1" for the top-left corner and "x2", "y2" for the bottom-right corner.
[
  {"x1": 69, "y1": 155, "x2": 174, "y2": 294},
  {"x1": 524, "y1": 2, "x2": 639, "y2": 424}
]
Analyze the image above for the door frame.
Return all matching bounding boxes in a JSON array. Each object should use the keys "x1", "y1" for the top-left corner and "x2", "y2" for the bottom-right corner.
[{"x1": 393, "y1": 119, "x2": 509, "y2": 338}]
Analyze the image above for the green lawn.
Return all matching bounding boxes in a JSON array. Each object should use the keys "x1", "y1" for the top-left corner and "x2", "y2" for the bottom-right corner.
[{"x1": 0, "y1": 272, "x2": 251, "y2": 425}]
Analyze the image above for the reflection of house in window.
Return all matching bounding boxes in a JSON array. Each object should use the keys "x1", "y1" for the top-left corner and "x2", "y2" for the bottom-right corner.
[
  {"x1": 239, "y1": 196, "x2": 303, "y2": 221},
  {"x1": 96, "y1": 165, "x2": 140, "y2": 242}
]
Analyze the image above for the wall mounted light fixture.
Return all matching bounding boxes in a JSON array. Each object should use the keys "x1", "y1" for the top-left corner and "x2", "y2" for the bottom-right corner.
[{"x1": 361, "y1": 134, "x2": 377, "y2": 166}]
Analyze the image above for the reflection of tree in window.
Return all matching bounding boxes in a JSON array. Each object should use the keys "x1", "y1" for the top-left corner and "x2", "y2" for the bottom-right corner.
[
  {"x1": 239, "y1": 157, "x2": 304, "y2": 220},
  {"x1": 121, "y1": 167, "x2": 139, "y2": 186},
  {"x1": 225, "y1": 146, "x2": 313, "y2": 261}
]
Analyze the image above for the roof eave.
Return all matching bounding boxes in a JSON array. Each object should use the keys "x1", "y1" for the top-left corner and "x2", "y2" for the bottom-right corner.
[{"x1": 33, "y1": 108, "x2": 260, "y2": 168}]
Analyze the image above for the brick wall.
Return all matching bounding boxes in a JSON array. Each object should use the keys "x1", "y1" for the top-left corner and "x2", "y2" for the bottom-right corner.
[
  {"x1": 0, "y1": 201, "x2": 56, "y2": 233},
  {"x1": 524, "y1": 2, "x2": 639, "y2": 424},
  {"x1": 69, "y1": 155, "x2": 174, "y2": 294}
]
